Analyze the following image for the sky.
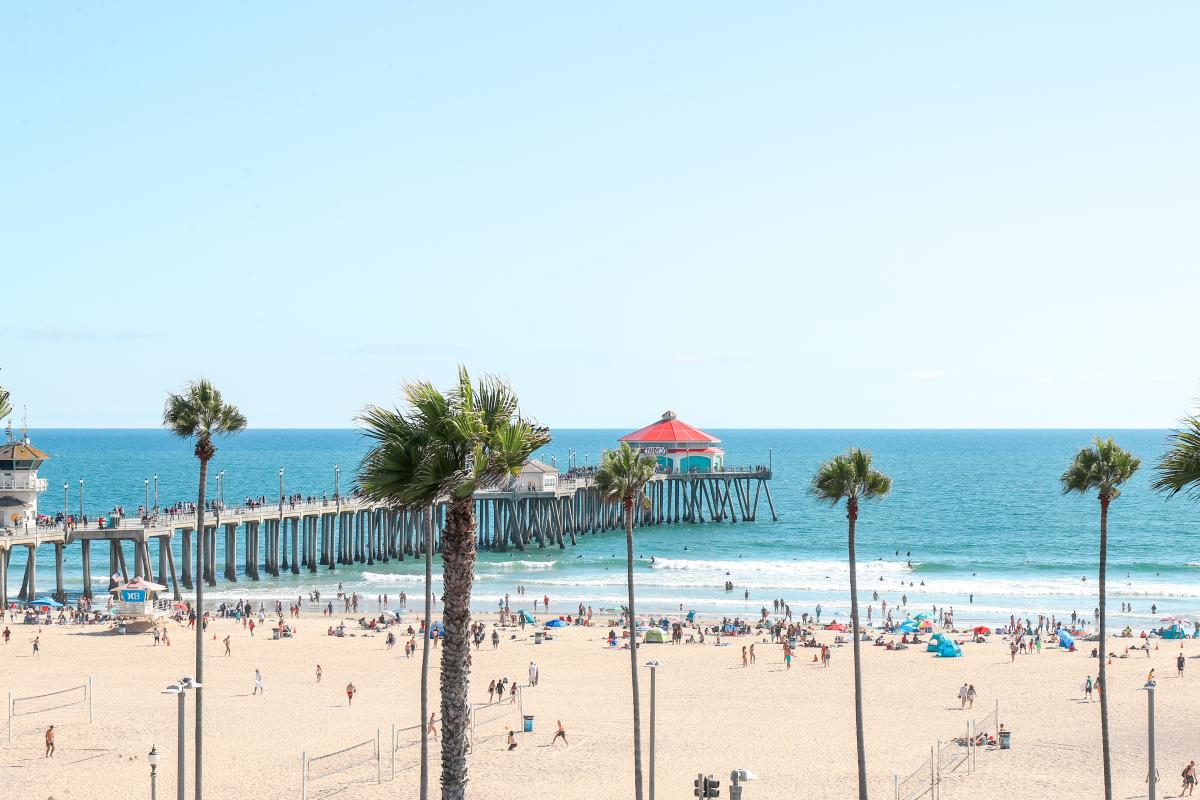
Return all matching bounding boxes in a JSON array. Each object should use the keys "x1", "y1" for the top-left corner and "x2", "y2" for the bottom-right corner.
[{"x1": 2, "y1": 4, "x2": 1199, "y2": 429}]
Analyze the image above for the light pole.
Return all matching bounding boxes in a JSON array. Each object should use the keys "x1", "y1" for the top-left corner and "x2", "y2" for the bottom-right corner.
[
  {"x1": 79, "y1": 479, "x2": 84, "y2": 521},
  {"x1": 768, "y1": 447, "x2": 773, "y2": 472},
  {"x1": 278, "y1": 467, "x2": 284, "y2": 511},
  {"x1": 149, "y1": 744, "x2": 160, "y2": 800},
  {"x1": 63, "y1": 483, "x2": 68, "y2": 523},
  {"x1": 646, "y1": 660, "x2": 660, "y2": 800},
  {"x1": 145, "y1": 479, "x2": 150, "y2": 515},
  {"x1": 1145, "y1": 680, "x2": 1158, "y2": 800},
  {"x1": 163, "y1": 678, "x2": 200, "y2": 800},
  {"x1": 154, "y1": 474, "x2": 159, "y2": 515},
  {"x1": 333, "y1": 465, "x2": 340, "y2": 569}
]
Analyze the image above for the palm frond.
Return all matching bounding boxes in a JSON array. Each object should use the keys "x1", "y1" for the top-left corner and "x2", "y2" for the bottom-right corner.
[
  {"x1": 809, "y1": 448, "x2": 892, "y2": 506},
  {"x1": 161, "y1": 378, "x2": 247, "y2": 450},
  {"x1": 1154, "y1": 412, "x2": 1200, "y2": 500},
  {"x1": 0, "y1": 385, "x2": 11, "y2": 421},
  {"x1": 1061, "y1": 436, "x2": 1140, "y2": 499}
]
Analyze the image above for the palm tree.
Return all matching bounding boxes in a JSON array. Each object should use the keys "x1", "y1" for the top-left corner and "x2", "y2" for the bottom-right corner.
[
  {"x1": 357, "y1": 368, "x2": 548, "y2": 800},
  {"x1": 1153, "y1": 407, "x2": 1200, "y2": 499},
  {"x1": 0, "y1": 384, "x2": 11, "y2": 422},
  {"x1": 809, "y1": 449, "x2": 891, "y2": 800},
  {"x1": 594, "y1": 442, "x2": 657, "y2": 800},
  {"x1": 162, "y1": 379, "x2": 247, "y2": 800},
  {"x1": 1061, "y1": 436, "x2": 1140, "y2": 800}
]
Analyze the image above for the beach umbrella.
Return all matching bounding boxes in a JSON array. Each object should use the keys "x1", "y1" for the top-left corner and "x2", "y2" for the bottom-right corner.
[
  {"x1": 918, "y1": 619, "x2": 934, "y2": 630},
  {"x1": 29, "y1": 598, "x2": 62, "y2": 608},
  {"x1": 914, "y1": 613, "x2": 931, "y2": 621},
  {"x1": 972, "y1": 626, "x2": 991, "y2": 635}
]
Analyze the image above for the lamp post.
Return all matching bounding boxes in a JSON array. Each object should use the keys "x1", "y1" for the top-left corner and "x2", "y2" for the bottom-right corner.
[
  {"x1": 145, "y1": 479, "x2": 150, "y2": 515},
  {"x1": 63, "y1": 483, "x2": 68, "y2": 523},
  {"x1": 149, "y1": 745, "x2": 160, "y2": 800},
  {"x1": 162, "y1": 678, "x2": 200, "y2": 800},
  {"x1": 79, "y1": 479, "x2": 84, "y2": 522},
  {"x1": 768, "y1": 447, "x2": 773, "y2": 472},
  {"x1": 333, "y1": 465, "x2": 340, "y2": 569},
  {"x1": 154, "y1": 474, "x2": 159, "y2": 515},
  {"x1": 278, "y1": 467, "x2": 284, "y2": 511},
  {"x1": 1145, "y1": 680, "x2": 1158, "y2": 800},
  {"x1": 646, "y1": 660, "x2": 660, "y2": 800}
]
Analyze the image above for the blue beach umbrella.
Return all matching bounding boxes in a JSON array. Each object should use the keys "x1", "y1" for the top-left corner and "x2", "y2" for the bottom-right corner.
[{"x1": 29, "y1": 598, "x2": 63, "y2": 608}]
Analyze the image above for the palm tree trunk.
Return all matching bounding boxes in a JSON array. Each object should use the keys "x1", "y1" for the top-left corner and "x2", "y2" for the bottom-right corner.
[
  {"x1": 625, "y1": 498, "x2": 645, "y2": 800},
  {"x1": 440, "y1": 497, "x2": 476, "y2": 800},
  {"x1": 1098, "y1": 498, "x2": 1112, "y2": 800},
  {"x1": 420, "y1": 505, "x2": 433, "y2": 800},
  {"x1": 194, "y1": 457, "x2": 208, "y2": 800},
  {"x1": 848, "y1": 507, "x2": 868, "y2": 800}
]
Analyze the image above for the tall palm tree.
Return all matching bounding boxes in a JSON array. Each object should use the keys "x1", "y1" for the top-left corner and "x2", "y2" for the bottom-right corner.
[
  {"x1": 809, "y1": 449, "x2": 891, "y2": 800},
  {"x1": 0, "y1": 384, "x2": 11, "y2": 422},
  {"x1": 1153, "y1": 407, "x2": 1200, "y2": 499},
  {"x1": 162, "y1": 379, "x2": 247, "y2": 800},
  {"x1": 1061, "y1": 436, "x2": 1140, "y2": 800},
  {"x1": 594, "y1": 442, "x2": 657, "y2": 800},
  {"x1": 357, "y1": 368, "x2": 548, "y2": 800}
]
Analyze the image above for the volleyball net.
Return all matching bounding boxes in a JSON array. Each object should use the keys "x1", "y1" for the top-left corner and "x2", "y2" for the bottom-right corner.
[
  {"x1": 301, "y1": 729, "x2": 380, "y2": 799},
  {"x1": 7, "y1": 677, "x2": 93, "y2": 742}
]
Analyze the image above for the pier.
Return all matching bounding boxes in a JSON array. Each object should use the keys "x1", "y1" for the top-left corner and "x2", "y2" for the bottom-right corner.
[{"x1": 0, "y1": 468, "x2": 776, "y2": 606}]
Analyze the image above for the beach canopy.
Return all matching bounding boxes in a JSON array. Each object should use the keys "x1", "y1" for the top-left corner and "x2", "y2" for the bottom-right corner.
[
  {"x1": 643, "y1": 628, "x2": 664, "y2": 644},
  {"x1": 1057, "y1": 629, "x2": 1075, "y2": 650},
  {"x1": 29, "y1": 598, "x2": 62, "y2": 608},
  {"x1": 972, "y1": 626, "x2": 991, "y2": 635},
  {"x1": 519, "y1": 610, "x2": 536, "y2": 624},
  {"x1": 937, "y1": 638, "x2": 962, "y2": 658},
  {"x1": 544, "y1": 618, "x2": 567, "y2": 628}
]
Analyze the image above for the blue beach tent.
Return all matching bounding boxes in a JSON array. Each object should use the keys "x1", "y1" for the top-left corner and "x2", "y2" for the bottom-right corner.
[
  {"x1": 519, "y1": 610, "x2": 536, "y2": 624},
  {"x1": 1057, "y1": 629, "x2": 1074, "y2": 650},
  {"x1": 544, "y1": 618, "x2": 567, "y2": 628},
  {"x1": 937, "y1": 638, "x2": 962, "y2": 658},
  {"x1": 898, "y1": 620, "x2": 919, "y2": 633}
]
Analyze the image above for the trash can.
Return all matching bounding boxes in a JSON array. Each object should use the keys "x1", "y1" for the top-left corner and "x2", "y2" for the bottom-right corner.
[
  {"x1": 522, "y1": 715, "x2": 534, "y2": 733},
  {"x1": 534, "y1": 631, "x2": 543, "y2": 644},
  {"x1": 999, "y1": 730, "x2": 1011, "y2": 750},
  {"x1": 272, "y1": 628, "x2": 280, "y2": 640}
]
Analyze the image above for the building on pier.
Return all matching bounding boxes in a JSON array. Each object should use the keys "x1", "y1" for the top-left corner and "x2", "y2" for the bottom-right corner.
[
  {"x1": 619, "y1": 411, "x2": 724, "y2": 472},
  {"x1": 0, "y1": 425, "x2": 50, "y2": 532}
]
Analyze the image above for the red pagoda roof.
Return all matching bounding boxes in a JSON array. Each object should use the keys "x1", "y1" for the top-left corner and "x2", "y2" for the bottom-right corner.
[{"x1": 620, "y1": 411, "x2": 720, "y2": 445}]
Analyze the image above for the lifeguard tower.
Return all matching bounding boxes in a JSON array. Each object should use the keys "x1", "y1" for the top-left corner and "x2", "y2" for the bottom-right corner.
[
  {"x1": 619, "y1": 411, "x2": 724, "y2": 473},
  {"x1": 0, "y1": 421, "x2": 50, "y2": 533},
  {"x1": 111, "y1": 577, "x2": 170, "y2": 629}
]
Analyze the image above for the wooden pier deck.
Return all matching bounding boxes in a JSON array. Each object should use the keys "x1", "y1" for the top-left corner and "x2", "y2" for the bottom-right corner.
[{"x1": 0, "y1": 468, "x2": 775, "y2": 605}]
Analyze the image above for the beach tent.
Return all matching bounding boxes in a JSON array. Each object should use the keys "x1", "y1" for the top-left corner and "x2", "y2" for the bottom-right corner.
[
  {"x1": 937, "y1": 638, "x2": 962, "y2": 658},
  {"x1": 545, "y1": 618, "x2": 567, "y2": 628},
  {"x1": 29, "y1": 598, "x2": 62, "y2": 608},
  {"x1": 519, "y1": 610, "x2": 536, "y2": 624},
  {"x1": 643, "y1": 629, "x2": 664, "y2": 644},
  {"x1": 427, "y1": 621, "x2": 445, "y2": 639},
  {"x1": 1057, "y1": 629, "x2": 1074, "y2": 650}
]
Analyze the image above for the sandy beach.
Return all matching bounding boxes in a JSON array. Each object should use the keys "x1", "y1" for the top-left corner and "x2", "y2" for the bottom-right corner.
[{"x1": 1, "y1": 600, "x2": 1196, "y2": 800}]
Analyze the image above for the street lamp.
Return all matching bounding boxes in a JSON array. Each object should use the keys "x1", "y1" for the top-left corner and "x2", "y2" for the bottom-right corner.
[
  {"x1": 145, "y1": 479, "x2": 150, "y2": 515},
  {"x1": 148, "y1": 744, "x2": 160, "y2": 800},
  {"x1": 1145, "y1": 680, "x2": 1158, "y2": 800},
  {"x1": 279, "y1": 467, "x2": 284, "y2": 510},
  {"x1": 63, "y1": 483, "x2": 68, "y2": 523},
  {"x1": 645, "y1": 660, "x2": 660, "y2": 800},
  {"x1": 768, "y1": 447, "x2": 773, "y2": 472},
  {"x1": 153, "y1": 474, "x2": 159, "y2": 515},
  {"x1": 79, "y1": 478, "x2": 84, "y2": 522},
  {"x1": 162, "y1": 677, "x2": 201, "y2": 800}
]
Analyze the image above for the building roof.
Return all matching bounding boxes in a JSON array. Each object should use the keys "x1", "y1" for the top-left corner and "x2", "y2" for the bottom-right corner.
[
  {"x1": 0, "y1": 441, "x2": 50, "y2": 461},
  {"x1": 520, "y1": 459, "x2": 559, "y2": 475},
  {"x1": 620, "y1": 411, "x2": 720, "y2": 445}
]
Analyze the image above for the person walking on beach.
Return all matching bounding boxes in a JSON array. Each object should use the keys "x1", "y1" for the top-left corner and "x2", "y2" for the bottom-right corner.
[
  {"x1": 2, "y1": 626, "x2": 9, "y2": 644},
  {"x1": 967, "y1": 684, "x2": 976, "y2": 709},
  {"x1": 223, "y1": 635, "x2": 231, "y2": 656},
  {"x1": 528, "y1": 661, "x2": 539, "y2": 687},
  {"x1": 428, "y1": 713, "x2": 438, "y2": 737},
  {"x1": 492, "y1": 629, "x2": 500, "y2": 650},
  {"x1": 316, "y1": 664, "x2": 323, "y2": 683},
  {"x1": 45, "y1": 725, "x2": 55, "y2": 758},
  {"x1": 506, "y1": 729, "x2": 517, "y2": 750},
  {"x1": 1083, "y1": 675, "x2": 1093, "y2": 701},
  {"x1": 783, "y1": 641, "x2": 793, "y2": 670},
  {"x1": 488, "y1": 680, "x2": 496, "y2": 703},
  {"x1": 750, "y1": 643, "x2": 756, "y2": 664},
  {"x1": 346, "y1": 682, "x2": 356, "y2": 706},
  {"x1": 1182, "y1": 760, "x2": 1197, "y2": 796},
  {"x1": 550, "y1": 720, "x2": 568, "y2": 746},
  {"x1": 253, "y1": 668, "x2": 263, "y2": 695},
  {"x1": 32, "y1": 636, "x2": 39, "y2": 656},
  {"x1": 1179, "y1": 653, "x2": 1186, "y2": 678},
  {"x1": 958, "y1": 683, "x2": 970, "y2": 709},
  {"x1": 742, "y1": 646, "x2": 748, "y2": 668}
]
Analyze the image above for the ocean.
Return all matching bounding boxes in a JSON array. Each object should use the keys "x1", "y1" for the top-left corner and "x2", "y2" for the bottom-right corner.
[{"x1": 10, "y1": 428, "x2": 1199, "y2": 628}]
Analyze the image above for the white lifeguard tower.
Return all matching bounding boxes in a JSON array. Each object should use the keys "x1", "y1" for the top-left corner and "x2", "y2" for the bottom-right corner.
[
  {"x1": 0, "y1": 420, "x2": 50, "y2": 533},
  {"x1": 111, "y1": 577, "x2": 170, "y2": 626}
]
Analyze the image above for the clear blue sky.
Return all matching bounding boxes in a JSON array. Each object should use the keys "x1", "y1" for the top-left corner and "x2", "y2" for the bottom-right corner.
[{"x1": 3, "y1": 4, "x2": 1198, "y2": 429}]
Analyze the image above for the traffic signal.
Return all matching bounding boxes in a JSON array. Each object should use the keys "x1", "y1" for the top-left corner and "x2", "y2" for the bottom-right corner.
[{"x1": 705, "y1": 776, "x2": 721, "y2": 797}]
